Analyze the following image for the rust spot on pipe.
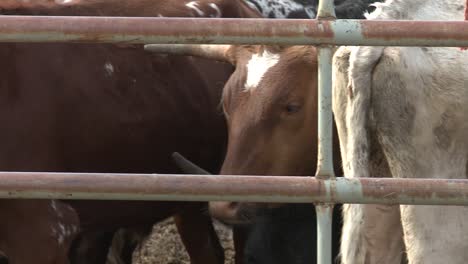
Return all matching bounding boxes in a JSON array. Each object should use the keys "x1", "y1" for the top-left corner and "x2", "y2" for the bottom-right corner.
[{"x1": 305, "y1": 20, "x2": 335, "y2": 40}]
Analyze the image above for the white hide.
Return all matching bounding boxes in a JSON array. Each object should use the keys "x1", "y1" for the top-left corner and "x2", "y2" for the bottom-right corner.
[{"x1": 333, "y1": 0, "x2": 468, "y2": 263}]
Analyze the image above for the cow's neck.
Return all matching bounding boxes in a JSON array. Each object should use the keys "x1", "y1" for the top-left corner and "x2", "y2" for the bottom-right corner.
[{"x1": 367, "y1": 0, "x2": 464, "y2": 21}]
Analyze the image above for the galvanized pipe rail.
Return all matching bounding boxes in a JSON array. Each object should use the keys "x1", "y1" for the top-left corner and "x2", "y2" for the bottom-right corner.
[
  {"x1": 1, "y1": 172, "x2": 468, "y2": 205},
  {"x1": 0, "y1": 15, "x2": 467, "y2": 46},
  {"x1": 0, "y1": 172, "x2": 468, "y2": 205},
  {"x1": 315, "y1": 1, "x2": 336, "y2": 263}
]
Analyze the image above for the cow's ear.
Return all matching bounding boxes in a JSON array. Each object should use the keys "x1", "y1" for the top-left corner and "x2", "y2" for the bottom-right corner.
[{"x1": 144, "y1": 44, "x2": 236, "y2": 65}]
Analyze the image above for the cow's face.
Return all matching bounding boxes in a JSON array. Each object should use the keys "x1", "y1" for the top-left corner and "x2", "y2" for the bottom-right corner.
[
  {"x1": 209, "y1": 46, "x2": 319, "y2": 224},
  {"x1": 220, "y1": 46, "x2": 318, "y2": 176}
]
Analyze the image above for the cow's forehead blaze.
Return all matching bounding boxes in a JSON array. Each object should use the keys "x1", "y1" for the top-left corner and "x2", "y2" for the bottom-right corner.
[
  {"x1": 223, "y1": 45, "x2": 317, "y2": 116},
  {"x1": 244, "y1": 50, "x2": 281, "y2": 92}
]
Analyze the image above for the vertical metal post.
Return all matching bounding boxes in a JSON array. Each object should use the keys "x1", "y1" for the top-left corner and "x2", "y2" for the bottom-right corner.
[
  {"x1": 317, "y1": 0, "x2": 336, "y2": 18},
  {"x1": 315, "y1": 46, "x2": 335, "y2": 179},
  {"x1": 316, "y1": 203, "x2": 334, "y2": 264},
  {"x1": 315, "y1": 1, "x2": 336, "y2": 264},
  {"x1": 315, "y1": 46, "x2": 335, "y2": 264}
]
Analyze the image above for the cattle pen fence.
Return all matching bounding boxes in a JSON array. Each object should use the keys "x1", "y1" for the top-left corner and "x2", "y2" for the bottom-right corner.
[{"x1": 1, "y1": 1, "x2": 468, "y2": 264}]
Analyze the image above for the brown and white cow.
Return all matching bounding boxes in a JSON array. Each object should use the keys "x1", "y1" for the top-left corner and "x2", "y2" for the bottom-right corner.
[
  {"x1": 145, "y1": 44, "x2": 340, "y2": 217},
  {"x1": 333, "y1": 0, "x2": 468, "y2": 263},
  {"x1": 148, "y1": 44, "x2": 344, "y2": 264},
  {"x1": 142, "y1": 2, "x2": 405, "y2": 264},
  {"x1": 145, "y1": 0, "x2": 383, "y2": 225},
  {"x1": 0, "y1": 1, "x2": 259, "y2": 264}
]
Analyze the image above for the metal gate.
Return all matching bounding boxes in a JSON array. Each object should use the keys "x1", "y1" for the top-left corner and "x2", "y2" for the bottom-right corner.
[{"x1": 0, "y1": 1, "x2": 468, "y2": 264}]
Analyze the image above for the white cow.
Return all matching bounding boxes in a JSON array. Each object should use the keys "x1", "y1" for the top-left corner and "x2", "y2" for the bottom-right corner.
[{"x1": 333, "y1": 0, "x2": 468, "y2": 263}]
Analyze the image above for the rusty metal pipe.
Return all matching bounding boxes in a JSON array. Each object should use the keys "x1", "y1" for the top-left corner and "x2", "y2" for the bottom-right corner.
[
  {"x1": 0, "y1": 16, "x2": 466, "y2": 46},
  {"x1": 0, "y1": 172, "x2": 468, "y2": 204}
]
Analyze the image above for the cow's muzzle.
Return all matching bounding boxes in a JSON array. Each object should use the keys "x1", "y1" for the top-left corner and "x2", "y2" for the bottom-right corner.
[{"x1": 171, "y1": 152, "x2": 281, "y2": 225}]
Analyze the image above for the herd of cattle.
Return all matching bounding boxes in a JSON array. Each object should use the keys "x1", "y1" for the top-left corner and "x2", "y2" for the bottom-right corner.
[{"x1": 0, "y1": 0, "x2": 466, "y2": 264}]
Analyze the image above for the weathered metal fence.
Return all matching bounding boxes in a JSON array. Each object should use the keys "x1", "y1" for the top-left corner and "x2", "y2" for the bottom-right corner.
[{"x1": 0, "y1": 1, "x2": 468, "y2": 263}]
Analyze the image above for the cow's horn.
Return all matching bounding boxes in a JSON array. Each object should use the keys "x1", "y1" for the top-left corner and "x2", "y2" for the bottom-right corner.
[
  {"x1": 144, "y1": 44, "x2": 232, "y2": 63},
  {"x1": 171, "y1": 152, "x2": 211, "y2": 175}
]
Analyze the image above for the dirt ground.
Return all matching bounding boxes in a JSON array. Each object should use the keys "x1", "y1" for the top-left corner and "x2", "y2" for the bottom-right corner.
[{"x1": 132, "y1": 218, "x2": 235, "y2": 264}]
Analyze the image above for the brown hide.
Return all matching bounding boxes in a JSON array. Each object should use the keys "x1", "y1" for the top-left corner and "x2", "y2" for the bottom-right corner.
[{"x1": 0, "y1": 1, "x2": 260, "y2": 264}]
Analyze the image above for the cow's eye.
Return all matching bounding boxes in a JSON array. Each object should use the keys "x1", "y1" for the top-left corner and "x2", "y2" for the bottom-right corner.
[{"x1": 285, "y1": 103, "x2": 302, "y2": 114}]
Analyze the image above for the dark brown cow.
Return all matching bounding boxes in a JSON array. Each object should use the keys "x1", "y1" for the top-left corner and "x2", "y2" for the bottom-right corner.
[{"x1": 0, "y1": 1, "x2": 260, "y2": 264}]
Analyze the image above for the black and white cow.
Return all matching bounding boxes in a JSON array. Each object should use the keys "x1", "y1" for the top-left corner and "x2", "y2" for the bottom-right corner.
[{"x1": 245, "y1": 0, "x2": 382, "y2": 18}]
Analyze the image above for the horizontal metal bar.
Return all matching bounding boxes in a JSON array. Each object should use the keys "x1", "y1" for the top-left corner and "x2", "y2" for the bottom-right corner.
[
  {"x1": 0, "y1": 16, "x2": 466, "y2": 46},
  {"x1": 0, "y1": 172, "x2": 468, "y2": 205}
]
